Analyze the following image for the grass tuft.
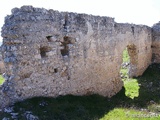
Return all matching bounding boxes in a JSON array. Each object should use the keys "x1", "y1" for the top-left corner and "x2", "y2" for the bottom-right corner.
[
  {"x1": 124, "y1": 79, "x2": 139, "y2": 99},
  {"x1": 0, "y1": 75, "x2": 4, "y2": 85},
  {"x1": 122, "y1": 48, "x2": 130, "y2": 63}
]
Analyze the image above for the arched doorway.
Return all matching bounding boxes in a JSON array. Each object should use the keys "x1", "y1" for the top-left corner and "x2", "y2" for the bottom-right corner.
[{"x1": 120, "y1": 44, "x2": 139, "y2": 99}]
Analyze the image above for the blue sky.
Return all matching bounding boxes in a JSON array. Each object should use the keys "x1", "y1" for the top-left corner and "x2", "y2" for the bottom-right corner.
[{"x1": 0, "y1": 0, "x2": 160, "y2": 42}]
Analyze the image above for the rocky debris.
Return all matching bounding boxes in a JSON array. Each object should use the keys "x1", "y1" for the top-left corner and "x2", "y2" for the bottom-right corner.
[
  {"x1": 120, "y1": 73, "x2": 128, "y2": 79},
  {"x1": 24, "y1": 111, "x2": 39, "y2": 120},
  {"x1": 39, "y1": 101, "x2": 48, "y2": 107},
  {"x1": 2, "y1": 117, "x2": 10, "y2": 120},
  {"x1": 2, "y1": 107, "x2": 39, "y2": 120},
  {"x1": 11, "y1": 112, "x2": 19, "y2": 119},
  {"x1": 2, "y1": 106, "x2": 19, "y2": 120},
  {"x1": 4, "y1": 106, "x2": 14, "y2": 113},
  {"x1": 121, "y1": 62, "x2": 130, "y2": 69},
  {"x1": 149, "y1": 100, "x2": 156, "y2": 104},
  {"x1": 120, "y1": 62, "x2": 129, "y2": 79}
]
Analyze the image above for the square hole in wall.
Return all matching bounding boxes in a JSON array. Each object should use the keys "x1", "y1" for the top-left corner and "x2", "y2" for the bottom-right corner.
[
  {"x1": 54, "y1": 68, "x2": 58, "y2": 73},
  {"x1": 40, "y1": 46, "x2": 51, "y2": 58},
  {"x1": 60, "y1": 36, "x2": 76, "y2": 56}
]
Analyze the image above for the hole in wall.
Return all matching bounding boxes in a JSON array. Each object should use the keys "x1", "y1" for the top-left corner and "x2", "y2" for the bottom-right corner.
[
  {"x1": 46, "y1": 36, "x2": 53, "y2": 42},
  {"x1": 151, "y1": 45, "x2": 156, "y2": 48},
  {"x1": 40, "y1": 48, "x2": 47, "y2": 58},
  {"x1": 40, "y1": 46, "x2": 51, "y2": 58},
  {"x1": 63, "y1": 14, "x2": 69, "y2": 30},
  {"x1": 131, "y1": 26, "x2": 134, "y2": 35},
  {"x1": 60, "y1": 46, "x2": 69, "y2": 56},
  {"x1": 54, "y1": 68, "x2": 58, "y2": 73},
  {"x1": 114, "y1": 23, "x2": 117, "y2": 28},
  {"x1": 60, "y1": 36, "x2": 75, "y2": 57},
  {"x1": 48, "y1": 66, "x2": 58, "y2": 74},
  {"x1": 120, "y1": 45, "x2": 139, "y2": 99}
]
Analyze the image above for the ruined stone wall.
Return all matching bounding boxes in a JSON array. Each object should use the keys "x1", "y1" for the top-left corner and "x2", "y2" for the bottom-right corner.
[
  {"x1": 0, "y1": 6, "x2": 152, "y2": 108},
  {"x1": 152, "y1": 22, "x2": 160, "y2": 63}
]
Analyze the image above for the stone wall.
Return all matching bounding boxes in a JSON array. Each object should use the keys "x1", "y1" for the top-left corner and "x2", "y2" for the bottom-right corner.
[
  {"x1": 0, "y1": 6, "x2": 153, "y2": 108},
  {"x1": 0, "y1": 50, "x2": 5, "y2": 74},
  {"x1": 152, "y1": 22, "x2": 160, "y2": 63}
]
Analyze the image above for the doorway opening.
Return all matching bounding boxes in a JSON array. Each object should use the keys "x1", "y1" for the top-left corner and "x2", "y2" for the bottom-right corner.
[{"x1": 120, "y1": 46, "x2": 139, "y2": 99}]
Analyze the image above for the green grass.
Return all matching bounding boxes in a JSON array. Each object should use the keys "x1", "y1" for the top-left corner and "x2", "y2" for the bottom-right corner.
[
  {"x1": 124, "y1": 79, "x2": 139, "y2": 99},
  {"x1": 100, "y1": 108, "x2": 160, "y2": 120},
  {"x1": 0, "y1": 75, "x2": 4, "y2": 85},
  {"x1": 122, "y1": 48, "x2": 130, "y2": 62},
  {"x1": 121, "y1": 66, "x2": 140, "y2": 99},
  {"x1": 1, "y1": 49, "x2": 160, "y2": 119}
]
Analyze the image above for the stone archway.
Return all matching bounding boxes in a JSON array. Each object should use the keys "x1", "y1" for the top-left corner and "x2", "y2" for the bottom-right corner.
[
  {"x1": 120, "y1": 44, "x2": 140, "y2": 99},
  {"x1": 120, "y1": 44, "x2": 138, "y2": 80}
]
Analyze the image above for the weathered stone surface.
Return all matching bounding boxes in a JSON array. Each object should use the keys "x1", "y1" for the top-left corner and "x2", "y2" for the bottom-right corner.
[
  {"x1": 0, "y1": 47, "x2": 5, "y2": 74},
  {"x1": 0, "y1": 6, "x2": 154, "y2": 108},
  {"x1": 152, "y1": 22, "x2": 160, "y2": 63}
]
